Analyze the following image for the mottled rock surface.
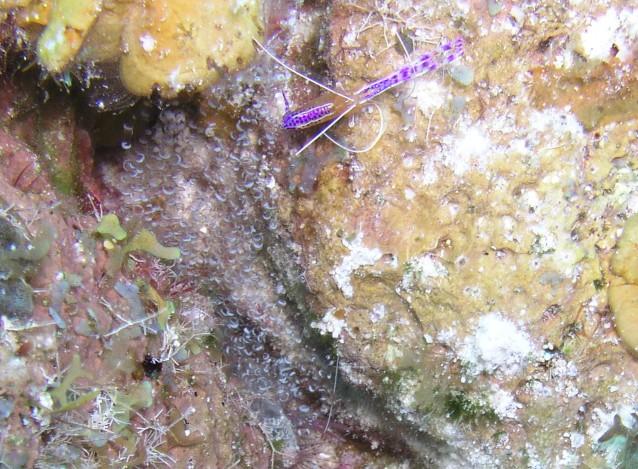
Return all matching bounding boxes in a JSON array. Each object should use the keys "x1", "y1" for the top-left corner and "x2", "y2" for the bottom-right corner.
[
  {"x1": 270, "y1": 0, "x2": 638, "y2": 466},
  {"x1": 2, "y1": 0, "x2": 638, "y2": 468}
]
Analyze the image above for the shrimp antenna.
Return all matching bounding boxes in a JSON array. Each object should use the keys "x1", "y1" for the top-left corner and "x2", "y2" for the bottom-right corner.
[
  {"x1": 395, "y1": 31, "x2": 416, "y2": 100},
  {"x1": 324, "y1": 102, "x2": 385, "y2": 153},
  {"x1": 252, "y1": 38, "x2": 354, "y2": 102},
  {"x1": 395, "y1": 31, "x2": 412, "y2": 60},
  {"x1": 281, "y1": 91, "x2": 290, "y2": 111}
]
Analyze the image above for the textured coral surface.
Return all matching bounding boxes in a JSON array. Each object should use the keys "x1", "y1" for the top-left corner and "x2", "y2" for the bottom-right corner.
[{"x1": 1, "y1": 0, "x2": 638, "y2": 468}]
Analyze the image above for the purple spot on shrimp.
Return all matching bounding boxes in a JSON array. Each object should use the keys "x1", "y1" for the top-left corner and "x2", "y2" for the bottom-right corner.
[{"x1": 283, "y1": 114, "x2": 295, "y2": 128}]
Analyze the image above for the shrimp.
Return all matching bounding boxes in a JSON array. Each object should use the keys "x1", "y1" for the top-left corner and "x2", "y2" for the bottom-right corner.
[{"x1": 253, "y1": 35, "x2": 464, "y2": 155}]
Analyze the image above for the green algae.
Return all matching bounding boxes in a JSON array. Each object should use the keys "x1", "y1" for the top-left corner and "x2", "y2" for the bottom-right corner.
[
  {"x1": 137, "y1": 281, "x2": 175, "y2": 330},
  {"x1": 157, "y1": 300, "x2": 175, "y2": 331},
  {"x1": 103, "y1": 335, "x2": 138, "y2": 377},
  {"x1": 95, "y1": 213, "x2": 127, "y2": 241},
  {"x1": 111, "y1": 381, "x2": 153, "y2": 430},
  {"x1": 444, "y1": 390, "x2": 498, "y2": 425},
  {"x1": 34, "y1": 104, "x2": 81, "y2": 197},
  {"x1": 125, "y1": 229, "x2": 180, "y2": 260},
  {"x1": 381, "y1": 367, "x2": 499, "y2": 427},
  {"x1": 83, "y1": 381, "x2": 154, "y2": 452},
  {"x1": 94, "y1": 213, "x2": 180, "y2": 276},
  {"x1": 47, "y1": 354, "x2": 99, "y2": 413},
  {"x1": 201, "y1": 330, "x2": 219, "y2": 351}
]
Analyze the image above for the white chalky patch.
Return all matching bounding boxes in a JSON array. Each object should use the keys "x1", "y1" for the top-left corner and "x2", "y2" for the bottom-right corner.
[
  {"x1": 429, "y1": 106, "x2": 585, "y2": 184},
  {"x1": 520, "y1": 189, "x2": 540, "y2": 212},
  {"x1": 448, "y1": 203, "x2": 460, "y2": 218},
  {"x1": 501, "y1": 216, "x2": 516, "y2": 241},
  {"x1": 577, "y1": 8, "x2": 638, "y2": 62},
  {"x1": 420, "y1": 157, "x2": 439, "y2": 185},
  {"x1": 332, "y1": 233, "x2": 382, "y2": 298},
  {"x1": 384, "y1": 344, "x2": 404, "y2": 364},
  {"x1": 396, "y1": 374, "x2": 419, "y2": 409},
  {"x1": 232, "y1": 0, "x2": 255, "y2": 13},
  {"x1": 489, "y1": 386, "x2": 521, "y2": 419},
  {"x1": 460, "y1": 312, "x2": 534, "y2": 376},
  {"x1": 553, "y1": 49, "x2": 573, "y2": 70},
  {"x1": 168, "y1": 67, "x2": 183, "y2": 92},
  {"x1": 436, "y1": 327, "x2": 457, "y2": 345},
  {"x1": 42, "y1": 30, "x2": 65, "y2": 55},
  {"x1": 139, "y1": 34, "x2": 156, "y2": 52},
  {"x1": 410, "y1": 79, "x2": 447, "y2": 116},
  {"x1": 311, "y1": 308, "x2": 347, "y2": 341},
  {"x1": 454, "y1": 0, "x2": 470, "y2": 15},
  {"x1": 588, "y1": 406, "x2": 637, "y2": 442},
  {"x1": 402, "y1": 253, "x2": 448, "y2": 290},
  {"x1": 525, "y1": 444, "x2": 543, "y2": 469},
  {"x1": 370, "y1": 303, "x2": 387, "y2": 323},
  {"x1": 555, "y1": 449, "x2": 580, "y2": 467},
  {"x1": 569, "y1": 432, "x2": 585, "y2": 449},
  {"x1": 343, "y1": 29, "x2": 358, "y2": 47},
  {"x1": 528, "y1": 108, "x2": 584, "y2": 141},
  {"x1": 579, "y1": 10, "x2": 622, "y2": 61},
  {"x1": 627, "y1": 193, "x2": 638, "y2": 214},
  {"x1": 443, "y1": 123, "x2": 492, "y2": 176},
  {"x1": 530, "y1": 223, "x2": 558, "y2": 253},
  {"x1": 38, "y1": 391, "x2": 54, "y2": 411}
]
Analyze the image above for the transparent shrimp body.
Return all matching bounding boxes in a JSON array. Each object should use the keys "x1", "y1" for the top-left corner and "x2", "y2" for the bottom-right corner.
[{"x1": 282, "y1": 94, "x2": 352, "y2": 130}]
